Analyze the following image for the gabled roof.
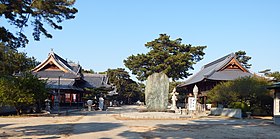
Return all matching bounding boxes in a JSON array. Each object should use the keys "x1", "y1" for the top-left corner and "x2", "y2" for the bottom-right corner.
[
  {"x1": 178, "y1": 53, "x2": 252, "y2": 87},
  {"x1": 32, "y1": 50, "x2": 111, "y2": 91},
  {"x1": 32, "y1": 50, "x2": 81, "y2": 78}
]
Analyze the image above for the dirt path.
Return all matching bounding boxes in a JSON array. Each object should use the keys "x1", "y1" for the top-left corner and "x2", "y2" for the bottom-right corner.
[{"x1": 0, "y1": 106, "x2": 279, "y2": 139}]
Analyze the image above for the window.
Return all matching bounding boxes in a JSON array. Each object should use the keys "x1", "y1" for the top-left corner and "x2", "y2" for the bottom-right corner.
[{"x1": 65, "y1": 93, "x2": 71, "y2": 102}]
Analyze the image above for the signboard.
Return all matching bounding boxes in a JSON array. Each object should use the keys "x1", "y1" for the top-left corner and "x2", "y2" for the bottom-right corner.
[{"x1": 188, "y1": 97, "x2": 196, "y2": 110}]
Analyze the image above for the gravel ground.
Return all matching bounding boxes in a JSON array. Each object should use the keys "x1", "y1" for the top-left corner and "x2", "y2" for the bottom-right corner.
[{"x1": 0, "y1": 106, "x2": 279, "y2": 139}]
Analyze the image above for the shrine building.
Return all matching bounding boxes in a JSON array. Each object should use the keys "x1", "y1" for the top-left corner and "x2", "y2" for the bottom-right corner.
[
  {"x1": 177, "y1": 53, "x2": 253, "y2": 104},
  {"x1": 32, "y1": 50, "x2": 111, "y2": 107}
]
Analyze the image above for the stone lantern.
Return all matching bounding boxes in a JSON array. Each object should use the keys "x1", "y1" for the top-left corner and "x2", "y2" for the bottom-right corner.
[{"x1": 193, "y1": 85, "x2": 199, "y2": 110}]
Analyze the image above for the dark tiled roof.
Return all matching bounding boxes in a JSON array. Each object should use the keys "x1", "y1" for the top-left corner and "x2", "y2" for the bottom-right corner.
[
  {"x1": 46, "y1": 78, "x2": 83, "y2": 91},
  {"x1": 178, "y1": 53, "x2": 252, "y2": 87},
  {"x1": 33, "y1": 71, "x2": 79, "y2": 79},
  {"x1": 52, "y1": 52, "x2": 81, "y2": 74},
  {"x1": 32, "y1": 51, "x2": 81, "y2": 76},
  {"x1": 208, "y1": 69, "x2": 252, "y2": 81},
  {"x1": 33, "y1": 51, "x2": 110, "y2": 91},
  {"x1": 82, "y1": 73, "x2": 111, "y2": 88}
]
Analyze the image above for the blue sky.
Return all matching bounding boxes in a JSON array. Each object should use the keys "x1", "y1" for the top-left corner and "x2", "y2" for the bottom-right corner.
[{"x1": 18, "y1": 1, "x2": 280, "y2": 80}]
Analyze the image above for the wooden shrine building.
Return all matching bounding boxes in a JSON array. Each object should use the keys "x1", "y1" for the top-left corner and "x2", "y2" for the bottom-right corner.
[
  {"x1": 177, "y1": 53, "x2": 253, "y2": 104},
  {"x1": 32, "y1": 50, "x2": 111, "y2": 107}
]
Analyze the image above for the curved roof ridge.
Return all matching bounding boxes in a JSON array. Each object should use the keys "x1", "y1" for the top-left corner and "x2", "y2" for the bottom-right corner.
[
  {"x1": 51, "y1": 52, "x2": 74, "y2": 72},
  {"x1": 177, "y1": 53, "x2": 247, "y2": 87},
  {"x1": 203, "y1": 53, "x2": 234, "y2": 77},
  {"x1": 32, "y1": 50, "x2": 79, "y2": 76},
  {"x1": 202, "y1": 53, "x2": 234, "y2": 69}
]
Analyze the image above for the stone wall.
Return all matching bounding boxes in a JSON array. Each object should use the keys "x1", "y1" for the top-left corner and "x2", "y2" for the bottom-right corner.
[
  {"x1": 210, "y1": 108, "x2": 242, "y2": 119},
  {"x1": 145, "y1": 73, "x2": 169, "y2": 111}
]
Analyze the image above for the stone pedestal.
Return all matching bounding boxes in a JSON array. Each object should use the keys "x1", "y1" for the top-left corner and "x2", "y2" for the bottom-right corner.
[{"x1": 145, "y1": 73, "x2": 169, "y2": 111}]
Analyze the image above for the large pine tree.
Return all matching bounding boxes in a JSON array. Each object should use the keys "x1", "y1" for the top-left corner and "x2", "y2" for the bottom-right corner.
[{"x1": 124, "y1": 34, "x2": 207, "y2": 81}]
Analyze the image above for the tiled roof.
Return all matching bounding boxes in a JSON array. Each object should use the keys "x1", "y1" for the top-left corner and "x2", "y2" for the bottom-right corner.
[
  {"x1": 51, "y1": 52, "x2": 81, "y2": 74},
  {"x1": 82, "y1": 73, "x2": 111, "y2": 88},
  {"x1": 178, "y1": 53, "x2": 252, "y2": 87},
  {"x1": 33, "y1": 71, "x2": 79, "y2": 79},
  {"x1": 32, "y1": 51, "x2": 111, "y2": 91},
  {"x1": 46, "y1": 78, "x2": 83, "y2": 91},
  {"x1": 32, "y1": 51, "x2": 81, "y2": 76}
]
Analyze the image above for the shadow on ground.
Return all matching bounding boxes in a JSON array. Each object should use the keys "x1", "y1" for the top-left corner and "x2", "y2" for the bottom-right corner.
[
  {"x1": 1, "y1": 122, "x2": 122, "y2": 138},
  {"x1": 0, "y1": 124, "x2": 13, "y2": 128},
  {"x1": 118, "y1": 119, "x2": 279, "y2": 139}
]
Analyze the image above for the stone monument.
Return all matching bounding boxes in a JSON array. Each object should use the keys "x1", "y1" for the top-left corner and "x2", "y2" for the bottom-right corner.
[{"x1": 145, "y1": 72, "x2": 169, "y2": 111}]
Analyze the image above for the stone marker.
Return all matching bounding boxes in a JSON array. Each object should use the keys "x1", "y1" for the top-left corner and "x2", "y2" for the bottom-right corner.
[{"x1": 145, "y1": 72, "x2": 169, "y2": 111}]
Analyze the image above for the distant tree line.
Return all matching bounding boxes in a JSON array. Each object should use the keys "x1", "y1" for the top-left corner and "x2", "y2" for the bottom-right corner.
[{"x1": 107, "y1": 68, "x2": 144, "y2": 104}]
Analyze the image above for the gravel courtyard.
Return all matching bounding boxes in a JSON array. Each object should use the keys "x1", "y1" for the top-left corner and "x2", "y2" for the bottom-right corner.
[{"x1": 0, "y1": 105, "x2": 279, "y2": 139}]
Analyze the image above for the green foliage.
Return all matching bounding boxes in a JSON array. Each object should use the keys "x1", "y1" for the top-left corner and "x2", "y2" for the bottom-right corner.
[
  {"x1": 208, "y1": 76, "x2": 272, "y2": 114},
  {"x1": 107, "y1": 68, "x2": 144, "y2": 104},
  {"x1": 0, "y1": 43, "x2": 47, "y2": 114},
  {"x1": 208, "y1": 81, "x2": 239, "y2": 106},
  {"x1": 0, "y1": 73, "x2": 48, "y2": 115},
  {"x1": 235, "y1": 50, "x2": 252, "y2": 69},
  {"x1": 0, "y1": 43, "x2": 39, "y2": 75},
  {"x1": 229, "y1": 102, "x2": 250, "y2": 113},
  {"x1": 0, "y1": 0, "x2": 78, "y2": 48},
  {"x1": 82, "y1": 69, "x2": 95, "y2": 74},
  {"x1": 124, "y1": 34, "x2": 207, "y2": 81}
]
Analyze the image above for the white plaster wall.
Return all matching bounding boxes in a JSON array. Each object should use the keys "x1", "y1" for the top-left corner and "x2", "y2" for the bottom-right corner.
[{"x1": 274, "y1": 92, "x2": 280, "y2": 125}]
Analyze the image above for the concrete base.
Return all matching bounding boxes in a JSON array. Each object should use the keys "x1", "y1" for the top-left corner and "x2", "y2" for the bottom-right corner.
[
  {"x1": 274, "y1": 115, "x2": 280, "y2": 125},
  {"x1": 210, "y1": 108, "x2": 242, "y2": 119},
  {"x1": 120, "y1": 112, "x2": 192, "y2": 119}
]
